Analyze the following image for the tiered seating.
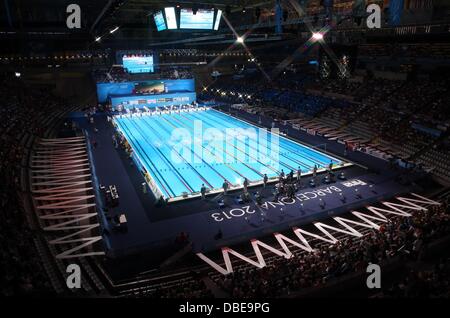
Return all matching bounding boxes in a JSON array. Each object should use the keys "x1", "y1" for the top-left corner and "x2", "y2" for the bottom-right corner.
[
  {"x1": 359, "y1": 43, "x2": 450, "y2": 59},
  {"x1": 119, "y1": 273, "x2": 213, "y2": 298},
  {"x1": 0, "y1": 73, "x2": 78, "y2": 295},
  {"x1": 207, "y1": 76, "x2": 351, "y2": 119},
  {"x1": 29, "y1": 137, "x2": 106, "y2": 295},
  {"x1": 211, "y1": 73, "x2": 449, "y2": 182},
  {"x1": 207, "y1": 194, "x2": 449, "y2": 297},
  {"x1": 378, "y1": 258, "x2": 450, "y2": 298},
  {"x1": 416, "y1": 148, "x2": 450, "y2": 181},
  {"x1": 109, "y1": 190, "x2": 449, "y2": 299}
]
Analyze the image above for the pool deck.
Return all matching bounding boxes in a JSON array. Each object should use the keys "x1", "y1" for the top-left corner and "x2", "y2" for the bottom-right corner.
[{"x1": 75, "y1": 108, "x2": 427, "y2": 265}]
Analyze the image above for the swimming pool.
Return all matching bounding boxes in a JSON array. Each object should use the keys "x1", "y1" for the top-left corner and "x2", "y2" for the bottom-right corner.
[{"x1": 114, "y1": 108, "x2": 349, "y2": 201}]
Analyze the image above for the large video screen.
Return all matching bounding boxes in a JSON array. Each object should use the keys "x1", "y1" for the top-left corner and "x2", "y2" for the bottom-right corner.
[
  {"x1": 123, "y1": 55, "x2": 154, "y2": 73},
  {"x1": 154, "y1": 11, "x2": 166, "y2": 31},
  {"x1": 134, "y1": 81, "x2": 165, "y2": 94},
  {"x1": 96, "y1": 79, "x2": 195, "y2": 103},
  {"x1": 164, "y1": 7, "x2": 177, "y2": 29},
  {"x1": 180, "y1": 8, "x2": 214, "y2": 29},
  {"x1": 214, "y1": 9, "x2": 222, "y2": 30}
]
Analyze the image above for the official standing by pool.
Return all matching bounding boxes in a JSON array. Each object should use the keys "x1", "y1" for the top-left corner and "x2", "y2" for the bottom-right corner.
[
  {"x1": 313, "y1": 164, "x2": 318, "y2": 182},
  {"x1": 222, "y1": 180, "x2": 228, "y2": 195},
  {"x1": 243, "y1": 178, "x2": 249, "y2": 193},
  {"x1": 201, "y1": 184, "x2": 206, "y2": 200},
  {"x1": 297, "y1": 167, "x2": 302, "y2": 184}
]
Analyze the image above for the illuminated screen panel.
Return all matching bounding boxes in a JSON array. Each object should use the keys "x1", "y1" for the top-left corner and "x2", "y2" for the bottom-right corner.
[
  {"x1": 154, "y1": 11, "x2": 166, "y2": 31},
  {"x1": 123, "y1": 55, "x2": 154, "y2": 73},
  {"x1": 134, "y1": 81, "x2": 165, "y2": 94},
  {"x1": 180, "y1": 8, "x2": 214, "y2": 29},
  {"x1": 164, "y1": 7, "x2": 177, "y2": 29},
  {"x1": 214, "y1": 9, "x2": 222, "y2": 30}
]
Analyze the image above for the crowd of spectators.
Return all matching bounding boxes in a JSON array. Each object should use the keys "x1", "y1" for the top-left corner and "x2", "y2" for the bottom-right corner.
[
  {"x1": 145, "y1": 279, "x2": 213, "y2": 298},
  {"x1": 380, "y1": 258, "x2": 450, "y2": 298},
  {"x1": 0, "y1": 72, "x2": 69, "y2": 295},
  {"x1": 159, "y1": 67, "x2": 193, "y2": 79},
  {"x1": 0, "y1": 72, "x2": 67, "y2": 187},
  {"x1": 213, "y1": 200, "x2": 450, "y2": 297},
  {"x1": 354, "y1": 79, "x2": 448, "y2": 144},
  {"x1": 0, "y1": 188, "x2": 53, "y2": 296},
  {"x1": 127, "y1": 275, "x2": 214, "y2": 298},
  {"x1": 220, "y1": 72, "x2": 449, "y2": 133},
  {"x1": 203, "y1": 74, "x2": 349, "y2": 118},
  {"x1": 93, "y1": 66, "x2": 194, "y2": 83},
  {"x1": 359, "y1": 43, "x2": 450, "y2": 60},
  {"x1": 312, "y1": 76, "x2": 449, "y2": 131},
  {"x1": 207, "y1": 72, "x2": 449, "y2": 172},
  {"x1": 92, "y1": 66, "x2": 128, "y2": 83}
]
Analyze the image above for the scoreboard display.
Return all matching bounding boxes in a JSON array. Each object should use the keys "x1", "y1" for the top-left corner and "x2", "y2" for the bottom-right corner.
[
  {"x1": 153, "y1": 11, "x2": 166, "y2": 31},
  {"x1": 180, "y1": 8, "x2": 214, "y2": 30},
  {"x1": 122, "y1": 55, "x2": 154, "y2": 73},
  {"x1": 153, "y1": 7, "x2": 221, "y2": 31}
]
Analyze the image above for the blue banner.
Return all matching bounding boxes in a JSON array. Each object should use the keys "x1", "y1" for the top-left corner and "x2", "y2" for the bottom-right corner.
[
  {"x1": 96, "y1": 79, "x2": 195, "y2": 103},
  {"x1": 111, "y1": 92, "x2": 197, "y2": 110},
  {"x1": 275, "y1": 0, "x2": 283, "y2": 34},
  {"x1": 389, "y1": 0, "x2": 404, "y2": 26}
]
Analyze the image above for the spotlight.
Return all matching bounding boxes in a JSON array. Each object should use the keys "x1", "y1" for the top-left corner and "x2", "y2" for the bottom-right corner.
[
  {"x1": 312, "y1": 32, "x2": 323, "y2": 40},
  {"x1": 15, "y1": 72, "x2": 21, "y2": 77},
  {"x1": 242, "y1": 7, "x2": 246, "y2": 13},
  {"x1": 236, "y1": 36, "x2": 244, "y2": 43},
  {"x1": 110, "y1": 26, "x2": 119, "y2": 34},
  {"x1": 95, "y1": 36, "x2": 102, "y2": 42}
]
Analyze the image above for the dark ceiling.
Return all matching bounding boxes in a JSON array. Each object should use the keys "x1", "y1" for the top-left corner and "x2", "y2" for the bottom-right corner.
[
  {"x1": 0, "y1": 0, "x2": 279, "y2": 32},
  {"x1": 3, "y1": 1, "x2": 449, "y2": 54},
  {"x1": 0, "y1": 0, "x2": 303, "y2": 53}
]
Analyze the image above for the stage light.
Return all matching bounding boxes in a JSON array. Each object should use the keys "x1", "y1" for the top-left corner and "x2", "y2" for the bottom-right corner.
[
  {"x1": 110, "y1": 26, "x2": 119, "y2": 34},
  {"x1": 15, "y1": 72, "x2": 21, "y2": 77},
  {"x1": 95, "y1": 36, "x2": 101, "y2": 42},
  {"x1": 236, "y1": 36, "x2": 244, "y2": 43},
  {"x1": 312, "y1": 32, "x2": 323, "y2": 40},
  {"x1": 242, "y1": 7, "x2": 246, "y2": 13}
]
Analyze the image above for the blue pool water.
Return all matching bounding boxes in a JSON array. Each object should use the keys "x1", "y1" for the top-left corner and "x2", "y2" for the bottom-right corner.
[{"x1": 114, "y1": 109, "x2": 344, "y2": 199}]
